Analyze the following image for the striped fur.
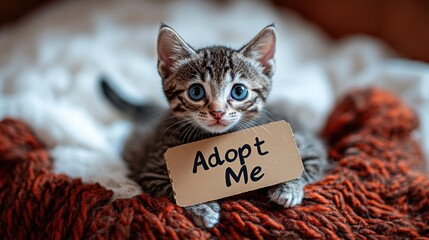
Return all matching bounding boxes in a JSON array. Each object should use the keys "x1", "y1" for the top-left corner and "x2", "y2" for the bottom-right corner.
[{"x1": 100, "y1": 24, "x2": 327, "y2": 228}]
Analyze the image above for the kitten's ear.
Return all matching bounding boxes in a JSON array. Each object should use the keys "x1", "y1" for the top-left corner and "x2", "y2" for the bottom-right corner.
[
  {"x1": 240, "y1": 24, "x2": 276, "y2": 77},
  {"x1": 157, "y1": 24, "x2": 196, "y2": 79}
]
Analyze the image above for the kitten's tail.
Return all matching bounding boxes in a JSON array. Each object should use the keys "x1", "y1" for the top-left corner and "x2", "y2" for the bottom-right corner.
[{"x1": 99, "y1": 76, "x2": 159, "y2": 120}]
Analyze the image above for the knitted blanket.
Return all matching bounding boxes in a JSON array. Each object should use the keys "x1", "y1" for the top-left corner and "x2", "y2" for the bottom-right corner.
[{"x1": 1, "y1": 88, "x2": 428, "y2": 239}]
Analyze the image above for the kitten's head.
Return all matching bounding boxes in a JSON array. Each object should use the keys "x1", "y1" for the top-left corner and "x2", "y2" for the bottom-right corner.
[{"x1": 157, "y1": 24, "x2": 276, "y2": 133}]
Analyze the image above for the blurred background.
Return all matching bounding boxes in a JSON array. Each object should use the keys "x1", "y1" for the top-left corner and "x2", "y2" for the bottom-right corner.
[
  {"x1": 2, "y1": 0, "x2": 429, "y2": 61},
  {"x1": 0, "y1": 0, "x2": 428, "y2": 195}
]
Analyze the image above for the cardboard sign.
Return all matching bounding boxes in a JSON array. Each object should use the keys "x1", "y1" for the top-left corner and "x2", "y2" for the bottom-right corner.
[{"x1": 164, "y1": 120, "x2": 304, "y2": 207}]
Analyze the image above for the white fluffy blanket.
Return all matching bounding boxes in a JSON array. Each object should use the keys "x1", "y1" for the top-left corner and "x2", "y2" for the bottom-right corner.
[{"x1": 1, "y1": 0, "x2": 428, "y2": 198}]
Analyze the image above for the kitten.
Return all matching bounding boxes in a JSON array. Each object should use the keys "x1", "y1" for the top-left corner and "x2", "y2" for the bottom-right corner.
[{"x1": 100, "y1": 24, "x2": 327, "y2": 228}]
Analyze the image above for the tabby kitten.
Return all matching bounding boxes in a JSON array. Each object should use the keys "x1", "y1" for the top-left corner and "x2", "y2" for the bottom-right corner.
[{"x1": 100, "y1": 24, "x2": 327, "y2": 228}]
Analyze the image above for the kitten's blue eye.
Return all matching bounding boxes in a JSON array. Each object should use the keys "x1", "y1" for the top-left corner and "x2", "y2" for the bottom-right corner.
[
  {"x1": 231, "y1": 84, "x2": 248, "y2": 101},
  {"x1": 188, "y1": 84, "x2": 205, "y2": 101}
]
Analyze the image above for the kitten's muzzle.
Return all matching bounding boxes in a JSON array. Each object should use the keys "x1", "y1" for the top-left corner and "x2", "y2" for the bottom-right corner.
[{"x1": 210, "y1": 111, "x2": 225, "y2": 120}]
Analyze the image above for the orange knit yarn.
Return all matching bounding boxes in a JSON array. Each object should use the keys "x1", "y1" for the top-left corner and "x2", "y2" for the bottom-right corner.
[{"x1": 0, "y1": 88, "x2": 428, "y2": 239}]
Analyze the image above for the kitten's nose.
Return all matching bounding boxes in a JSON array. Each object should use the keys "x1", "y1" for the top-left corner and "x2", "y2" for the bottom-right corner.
[
  {"x1": 208, "y1": 102, "x2": 226, "y2": 120},
  {"x1": 210, "y1": 111, "x2": 225, "y2": 120}
]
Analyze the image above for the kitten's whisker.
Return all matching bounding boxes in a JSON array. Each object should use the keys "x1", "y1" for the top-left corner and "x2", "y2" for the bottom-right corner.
[
  {"x1": 239, "y1": 120, "x2": 256, "y2": 135},
  {"x1": 262, "y1": 108, "x2": 274, "y2": 115},
  {"x1": 243, "y1": 122, "x2": 255, "y2": 136},
  {"x1": 195, "y1": 123, "x2": 204, "y2": 141},
  {"x1": 179, "y1": 122, "x2": 195, "y2": 143},
  {"x1": 177, "y1": 123, "x2": 190, "y2": 142},
  {"x1": 161, "y1": 118, "x2": 190, "y2": 139},
  {"x1": 185, "y1": 122, "x2": 198, "y2": 143},
  {"x1": 164, "y1": 119, "x2": 193, "y2": 140},
  {"x1": 231, "y1": 123, "x2": 239, "y2": 132},
  {"x1": 183, "y1": 122, "x2": 195, "y2": 143},
  {"x1": 257, "y1": 114, "x2": 276, "y2": 123},
  {"x1": 241, "y1": 119, "x2": 259, "y2": 135},
  {"x1": 188, "y1": 122, "x2": 200, "y2": 143},
  {"x1": 193, "y1": 123, "x2": 202, "y2": 141},
  {"x1": 241, "y1": 118, "x2": 257, "y2": 127},
  {"x1": 261, "y1": 109, "x2": 277, "y2": 120},
  {"x1": 159, "y1": 117, "x2": 190, "y2": 135},
  {"x1": 171, "y1": 120, "x2": 194, "y2": 138},
  {"x1": 238, "y1": 120, "x2": 252, "y2": 130},
  {"x1": 247, "y1": 118, "x2": 270, "y2": 134},
  {"x1": 236, "y1": 123, "x2": 250, "y2": 137}
]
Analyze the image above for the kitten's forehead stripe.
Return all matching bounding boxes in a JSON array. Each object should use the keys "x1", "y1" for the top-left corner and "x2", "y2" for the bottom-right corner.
[{"x1": 197, "y1": 47, "x2": 236, "y2": 85}]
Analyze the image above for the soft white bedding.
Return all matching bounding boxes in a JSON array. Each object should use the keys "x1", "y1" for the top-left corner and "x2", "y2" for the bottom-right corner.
[{"x1": 1, "y1": 0, "x2": 428, "y2": 198}]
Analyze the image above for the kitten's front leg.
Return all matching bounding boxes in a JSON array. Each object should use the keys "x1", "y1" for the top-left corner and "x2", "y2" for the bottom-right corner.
[
  {"x1": 185, "y1": 201, "x2": 221, "y2": 228},
  {"x1": 141, "y1": 145, "x2": 221, "y2": 228},
  {"x1": 268, "y1": 132, "x2": 327, "y2": 208},
  {"x1": 138, "y1": 142, "x2": 176, "y2": 200}
]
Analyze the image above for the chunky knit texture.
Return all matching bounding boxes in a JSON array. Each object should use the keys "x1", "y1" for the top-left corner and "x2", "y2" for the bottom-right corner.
[{"x1": 0, "y1": 88, "x2": 428, "y2": 239}]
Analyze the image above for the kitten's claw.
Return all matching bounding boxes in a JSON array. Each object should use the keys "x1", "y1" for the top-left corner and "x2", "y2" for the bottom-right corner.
[
  {"x1": 185, "y1": 202, "x2": 221, "y2": 228},
  {"x1": 268, "y1": 179, "x2": 304, "y2": 208}
]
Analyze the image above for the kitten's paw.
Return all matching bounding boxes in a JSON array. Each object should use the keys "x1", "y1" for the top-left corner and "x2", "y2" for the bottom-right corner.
[
  {"x1": 268, "y1": 179, "x2": 304, "y2": 208},
  {"x1": 185, "y1": 202, "x2": 221, "y2": 228}
]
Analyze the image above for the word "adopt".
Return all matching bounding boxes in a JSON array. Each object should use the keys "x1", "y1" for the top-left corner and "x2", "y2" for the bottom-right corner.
[{"x1": 193, "y1": 137, "x2": 269, "y2": 187}]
